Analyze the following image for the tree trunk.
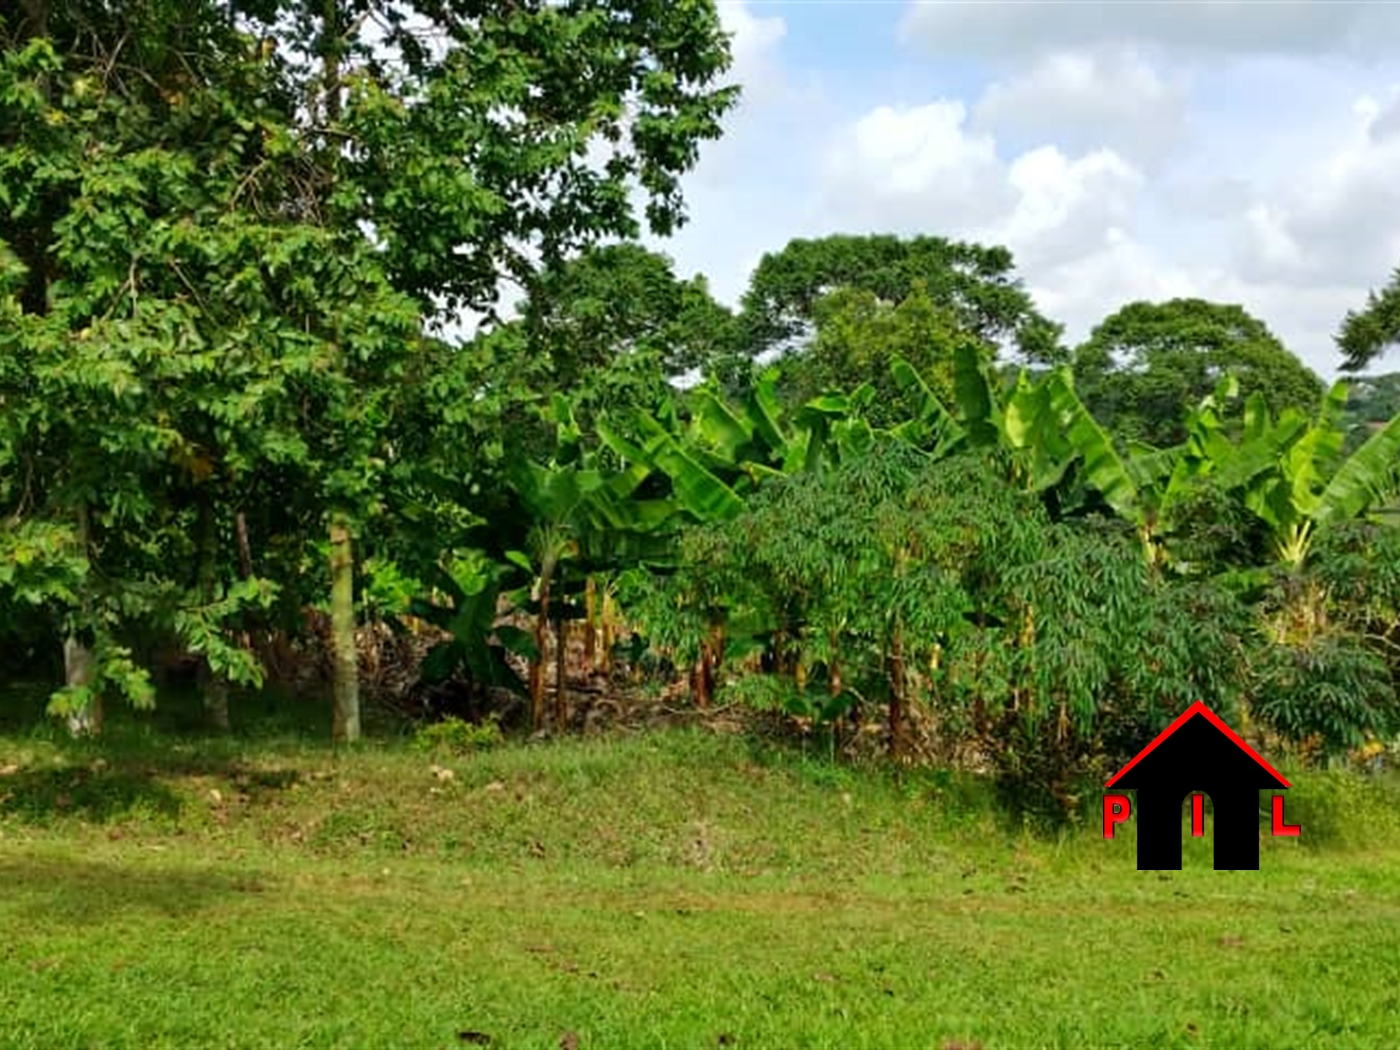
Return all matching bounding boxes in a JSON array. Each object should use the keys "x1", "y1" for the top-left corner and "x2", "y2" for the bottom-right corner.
[
  {"x1": 692, "y1": 656, "x2": 710, "y2": 709},
  {"x1": 828, "y1": 631, "x2": 842, "y2": 699},
  {"x1": 235, "y1": 510, "x2": 254, "y2": 579},
  {"x1": 690, "y1": 619, "x2": 717, "y2": 709},
  {"x1": 328, "y1": 516, "x2": 359, "y2": 744},
  {"x1": 530, "y1": 577, "x2": 550, "y2": 732},
  {"x1": 63, "y1": 634, "x2": 101, "y2": 736},
  {"x1": 17, "y1": 0, "x2": 52, "y2": 40},
  {"x1": 232, "y1": 508, "x2": 258, "y2": 675},
  {"x1": 600, "y1": 588, "x2": 615, "y2": 678},
  {"x1": 65, "y1": 503, "x2": 100, "y2": 736},
  {"x1": 708, "y1": 620, "x2": 724, "y2": 699},
  {"x1": 554, "y1": 611, "x2": 569, "y2": 730},
  {"x1": 196, "y1": 495, "x2": 231, "y2": 732},
  {"x1": 583, "y1": 576, "x2": 597, "y2": 673}
]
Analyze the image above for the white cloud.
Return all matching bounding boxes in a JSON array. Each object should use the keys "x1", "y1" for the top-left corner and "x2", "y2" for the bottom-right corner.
[
  {"x1": 998, "y1": 146, "x2": 1143, "y2": 269},
  {"x1": 719, "y1": 0, "x2": 788, "y2": 105},
  {"x1": 1233, "y1": 89, "x2": 1400, "y2": 287},
  {"x1": 899, "y1": 1, "x2": 1400, "y2": 62},
  {"x1": 818, "y1": 99, "x2": 1144, "y2": 289},
  {"x1": 972, "y1": 48, "x2": 1189, "y2": 167},
  {"x1": 1026, "y1": 229, "x2": 1204, "y2": 341},
  {"x1": 1238, "y1": 204, "x2": 1308, "y2": 280},
  {"x1": 809, "y1": 83, "x2": 1400, "y2": 375},
  {"x1": 825, "y1": 101, "x2": 1008, "y2": 218},
  {"x1": 1372, "y1": 96, "x2": 1400, "y2": 141}
]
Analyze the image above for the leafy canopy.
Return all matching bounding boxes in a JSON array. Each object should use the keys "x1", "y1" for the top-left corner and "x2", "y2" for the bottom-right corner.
[{"x1": 1073, "y1": 298, "x2": 1324, "y2": 449}]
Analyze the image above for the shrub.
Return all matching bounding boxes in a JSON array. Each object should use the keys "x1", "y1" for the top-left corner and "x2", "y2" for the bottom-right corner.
[
  {"x1": 412, "y1": 715, "x2": 504, "y2": 754},
  {"x1": 1275, "y1": 767, "x2": 1400, "y2": 850}
]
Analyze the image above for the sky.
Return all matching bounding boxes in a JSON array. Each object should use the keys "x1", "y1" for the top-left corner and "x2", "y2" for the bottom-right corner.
[{"x1": 636, "y1": 0, "x2": 1400, "y2": 380}]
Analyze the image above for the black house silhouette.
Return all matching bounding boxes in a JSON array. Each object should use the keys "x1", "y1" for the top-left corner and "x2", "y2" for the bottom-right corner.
[{"x1": 1106, "y1": 702, "x2": 1290, "y2": 870}]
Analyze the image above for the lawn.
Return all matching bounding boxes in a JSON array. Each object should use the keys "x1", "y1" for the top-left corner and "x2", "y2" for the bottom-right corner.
[{"x1": 2, "y1": 698, "x2": 1399, "y2": 1049}]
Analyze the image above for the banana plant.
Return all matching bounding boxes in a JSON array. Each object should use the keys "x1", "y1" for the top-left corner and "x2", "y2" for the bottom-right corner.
[
  {"x1": 506, "y1": 393, "x2": 690, "y2": 726},
  {"x1": 1194, "y1": 381, "x2": 1400, "y2": 569},
  {"x1": 889, "y1": 348, "x2": 1128, "y2": 517},
  {"x1": 593, "y1": 374, "x2": 878, "y2": 705},
  {"x1": 959, "y1": 364, "x2": 1240, "y2": 571},
  {"x1": 411, "y1": 549, "x2": 539, "y2": 698},
  {"x1": 595, "y1": 371, "x2": 875, "y2": 523}
]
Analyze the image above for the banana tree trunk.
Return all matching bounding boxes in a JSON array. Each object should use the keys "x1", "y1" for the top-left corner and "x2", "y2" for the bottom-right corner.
[
  {"x1": 554, "y1": 603, "x2": 569, "y2": 730},
  {"x1": 691, "y1": 619, "x2": 722, "y2": 709},
  {"x1": 601, "y1": 589, "x2": 616, "y2": 678},
  {"x1": 530, "y1": 577, "x2": 551, "y2": 732},
  {"x1": 328, "y1": 515, "x2": 359, "y2": 744},
  {"x1": 583, "y1": 576, "x2": 597, "y2": 674}
]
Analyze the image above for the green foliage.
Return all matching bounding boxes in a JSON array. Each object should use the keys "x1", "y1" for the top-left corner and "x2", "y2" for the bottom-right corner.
[
  {"x1": 1073, "y1": 298, "x2": 1324, "y2": 448},
  {"x1": 412, "y1": 550, "x2": 536, "y2": 695},
  {"x1": 411, "y1": 715, "x2": 504, "y2": 754},
  {"x1": 2, "y1": 0, "x2": 740, "y2": 737},
  {"x1": 5, "y1": 0, "x2": 1400, "y2": 813},
  {"x1": 1278, "y1": 766, "x2": 1400, "y2": 848},
  {"x1": 1342, "y1": 373, "x2": 1400, "y2": 451},
  {"x1": 522, "y1": 242, "x2": 738, "y2": 386},
  {"x1": 357, "y1": 557, "x2": 422, "y2": 621},
  {"x1": 737, "y1": 233, "x2": 1065, "y2": 370},
  {"x1": 782, "y1": 281, "x2": 988, "y2": 428},
  {"x1": 1337, "y1": 266, "x2": 1400, "y2": 371},
  {"x1": 1251, "y1": 632, "x2": 1396, "y2": 756}
]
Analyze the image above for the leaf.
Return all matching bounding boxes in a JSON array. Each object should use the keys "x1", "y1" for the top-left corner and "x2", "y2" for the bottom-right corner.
[
  {"x1": 1313, "y1": 410, "x2": 1400, "y2": 527},
  {"x1": 1046, "y1": 370, "x2": 1139, "y2": 521},
  {"x1": 889, "y1": 355, "x2": 964, "y2": 455},
  {"x1": 494, "y1": 624, "x2": 539, "y2": 660},
  {"x1": 952, "y1": 341, "x2": 1000, "y2": 447},
  {"x1": 690, "y1": 389, "x2": 753, "y2": 461}
]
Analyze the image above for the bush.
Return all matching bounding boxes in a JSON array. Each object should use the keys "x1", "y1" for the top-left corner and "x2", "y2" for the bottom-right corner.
[
  {"x1": 412, "y1": 715, "x2": 504, "y2": 754},
  {"x1": 1275, "y1": 767, "x2": 1400, "y2": 850}
]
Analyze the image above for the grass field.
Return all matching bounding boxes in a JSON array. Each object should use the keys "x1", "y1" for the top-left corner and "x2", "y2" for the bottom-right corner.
[{"x1": 2, "y1": 692, "x2": 1400, "y2": 1048}]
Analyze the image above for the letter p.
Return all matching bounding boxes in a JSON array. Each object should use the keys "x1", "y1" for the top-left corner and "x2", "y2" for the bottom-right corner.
[{"x1": 1103, "y1": 794, "x2": 1132, "y2": 838}]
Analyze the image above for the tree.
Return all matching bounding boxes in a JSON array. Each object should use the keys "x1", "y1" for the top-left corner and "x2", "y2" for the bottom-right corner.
[
  {"x1": 2, "y1": 0, "x2": 740, "y2": 739},
  {"x1": 1073, "y1": 299, "x2": 1324, "y2": 449},
  {"x1": 304, "y1": 0, "x2": 739, "y2": 742},
  {"x1": 735, "y1": 233, "x2": 1065, "y2": 371},
  {"x1": 504, "y1": 242, "x2": 739, "y2": 460},
  {"x1": 1338, "y1": 267, "x2": 1400, "y2": 371},
  {"x1": 1, "y1": 6, "x2": 326, "y2": 732},
  {"x1": 523, "y1": 243, "x2": 738, "y2": 387},
  {"x1": 1342, "y1": 373, "x2": 1400, "y2": 452},
  {"x1": 781, "y1": 281, "x2": 984, "y2": 429}
]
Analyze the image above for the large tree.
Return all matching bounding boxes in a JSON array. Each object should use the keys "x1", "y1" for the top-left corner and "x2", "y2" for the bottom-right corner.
[
  {"x1": 1337, "y1": 267, "x2": 1400, "y2": 371},
  {"x1": 780, "y1": 280, "x2": 981, "y2": 429},
  {"x1": 511, "y1": 242, "x2": 739, "y2": 457},
  {"x1": 734, "y1": 233, "x2": 1066, "y2": 370},
  {"x1": 1072, "y1": 298, "x2": 1324, "y2": 449},
  {"x1": 1, "y1": 0, "x2": 739, "y2": 738},
  {"x1": 523, "y1": 243, "x2": 737, "y2": 386}
]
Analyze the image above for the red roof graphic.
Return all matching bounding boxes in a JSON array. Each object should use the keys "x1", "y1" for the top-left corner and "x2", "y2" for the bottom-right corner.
[{"x1": 1104, "y1": 701, "x2": 1291, "y2": 789}]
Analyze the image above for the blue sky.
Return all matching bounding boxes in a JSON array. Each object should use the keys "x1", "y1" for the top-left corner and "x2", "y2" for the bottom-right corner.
[{"x1": 638, "y1": 0, "x2": 1400, "y2": 379}]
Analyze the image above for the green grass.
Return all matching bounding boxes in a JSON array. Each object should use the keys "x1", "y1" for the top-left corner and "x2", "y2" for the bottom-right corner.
[{"x1": 2, "y1": 693, "x2": 1400, "y2": 1048}]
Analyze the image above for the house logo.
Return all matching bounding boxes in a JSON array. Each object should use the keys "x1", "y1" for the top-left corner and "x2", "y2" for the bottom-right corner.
[{"x1": 1103, "y1": 701, "x2": 1300, "y2": 870}]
